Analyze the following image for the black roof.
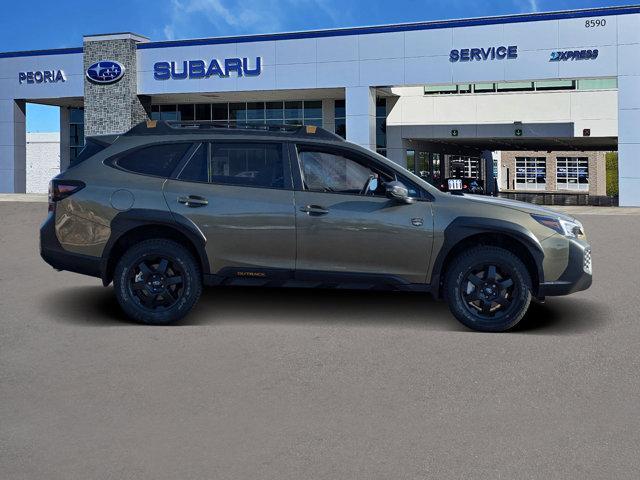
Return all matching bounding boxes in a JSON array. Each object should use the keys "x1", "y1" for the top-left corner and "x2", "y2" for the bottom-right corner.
[{"x1": 124, "y1": 120, "x2": 344, "y2": 141}]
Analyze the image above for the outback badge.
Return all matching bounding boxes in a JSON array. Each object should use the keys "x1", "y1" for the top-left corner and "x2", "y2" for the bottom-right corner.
[{"x1": 411, "y1": 218, "x2": 424, "y2": 227}]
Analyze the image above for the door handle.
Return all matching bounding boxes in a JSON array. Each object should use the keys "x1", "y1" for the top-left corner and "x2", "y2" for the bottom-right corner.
[
  {"x1": 178, "y1": 195, "x2": 209, "y2": 207},
  {"x1": 300, "y1": 205, "x2": 329, "y2": 216}
]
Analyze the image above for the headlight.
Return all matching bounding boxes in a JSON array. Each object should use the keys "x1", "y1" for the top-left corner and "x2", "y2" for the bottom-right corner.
[{"x1": 531, "y1": 214, "x2": 584, "y2": 238}]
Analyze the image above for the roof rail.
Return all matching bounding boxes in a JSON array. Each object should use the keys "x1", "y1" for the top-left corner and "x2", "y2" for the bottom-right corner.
[{"x1": 124, "y1": 120, "x2": 344, "y2": 141}]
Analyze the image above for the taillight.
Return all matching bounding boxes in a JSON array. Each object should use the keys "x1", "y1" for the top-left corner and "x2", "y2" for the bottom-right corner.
[{"x1": 48, "y1": 180, "x2": 85, "y2": 213}]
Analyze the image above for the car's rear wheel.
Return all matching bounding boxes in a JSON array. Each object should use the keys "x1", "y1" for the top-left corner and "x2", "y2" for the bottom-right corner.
[
  {"x1": 113, "y1": 239, "x2": 202, "y2": 325},
  {"x1": 444, "y1": 246, "x2": 532, "y2": 332}
]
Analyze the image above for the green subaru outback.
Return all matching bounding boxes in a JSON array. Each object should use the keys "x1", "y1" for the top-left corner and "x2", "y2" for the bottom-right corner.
[{"x1": 40, "y1": 121, "x2": 592, "y2": 331}]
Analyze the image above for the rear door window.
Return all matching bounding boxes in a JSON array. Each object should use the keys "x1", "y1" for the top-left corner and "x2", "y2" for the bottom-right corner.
[
  {"x1": 178, "y1": 142, "x2": 286, "y2": 189},
  {"x1": 116, "y1": 143, "x2": 191, "y2": 177}
]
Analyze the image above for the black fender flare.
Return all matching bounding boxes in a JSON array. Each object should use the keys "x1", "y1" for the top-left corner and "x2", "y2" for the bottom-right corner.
[
  {"x1": 430, "y1": 217, "x2": 545, "y2": 297},
  {"x1": 100, "y1": 209, "x2": 210, "y2": 284}
]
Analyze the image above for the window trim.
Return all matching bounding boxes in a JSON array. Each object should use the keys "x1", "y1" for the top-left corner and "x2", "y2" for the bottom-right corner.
[
  {"x1": 106, "y1": 141, "x2": 198, "y2": 179},
  {"x1": 290, "y1": 142, "x2": 430, "y2": 201},
  {"x1": 172, "y1": 139, "x2": 294, "y2": 191}
]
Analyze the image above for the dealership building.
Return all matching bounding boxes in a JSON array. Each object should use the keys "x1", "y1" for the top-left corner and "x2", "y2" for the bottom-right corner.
[{"x1": 1, "y1": 5, "x2": 639, "y2": 204}]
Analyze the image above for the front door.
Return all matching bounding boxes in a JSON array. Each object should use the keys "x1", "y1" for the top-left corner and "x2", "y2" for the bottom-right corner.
[
  {"x1": 163, "y1": 141, "x2": 296, "y2": 274},
  {"x1": 292, "y1": 144, "x2": 434, "y2": 284}
]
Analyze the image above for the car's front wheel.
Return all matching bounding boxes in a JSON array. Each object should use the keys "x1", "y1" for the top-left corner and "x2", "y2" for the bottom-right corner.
[
  {"x1": 445, "y1": 246, "x2": 532, "y2": 332},
  {"x1": 113, "y1": 239, "x2": 202, "y2": 325}
]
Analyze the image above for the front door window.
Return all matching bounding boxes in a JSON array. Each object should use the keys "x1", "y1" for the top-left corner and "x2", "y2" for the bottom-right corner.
[{"x1": 297, "y1": 148, "x2": 394, "y2": 197}]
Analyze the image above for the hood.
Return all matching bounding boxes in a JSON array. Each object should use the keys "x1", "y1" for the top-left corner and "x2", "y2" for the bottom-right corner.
[{"x1": 461, "y1": 194, "x2": 577, "y2": 222}]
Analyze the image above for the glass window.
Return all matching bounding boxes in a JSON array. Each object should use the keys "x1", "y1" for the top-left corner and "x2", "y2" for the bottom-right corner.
[
  {"x1": 449, "y1": 156, "x2": 481, "y2": 179},
  {"x1": 304, "y1": 101, "x2": 322, "y2": 121},
  {"x1": 577, "y1": 78, "x2": 617, "y2": 90},
  {"x1": 376, "y1": 117, "x2": 386, "y2": 149},
  {"x1": 246, "y1": 102, "x2": 265, "y2": 123},
  {"x1": 424, "y1": 85, "x2": 458, "y2": 95},
  {"x1": 210, "y1": 143, "x2": 284, "y2": 189},
  {"x1": 535, "y1": 80, "x2": 575, "y2": 90},
  {"x1": 266, "y1": 101, "x2": 284, "y2": 120},
  {"x1": 177, "y1": 104, "x2": 194, "y2": 121},
  {"x1": 557, "y1": 157, "x2": 589, "y2": 191},
  {"x1": 297, "y1": 147, "x2": 393, "y2": 196},
  {"x1": 70, "y1": 124, "x2": 84, "y2": 147},
  {"x1": 195, "y1": 104, "x2": 211, "y2": 121},
  {"x1": 69, "y1": 108, "x2": 84, "y2": 124},
  {"x1": 68, "y1": 108, "x2": 85, "y2": 159},
  {"x1": 157, "y1": 105, "x2": 178, "y2": 121},
  {"x1": 406, "y1": 150, "x2": 415, "y2": 173},
  {"x1": 496, "y1": 82, "x2": 535, "y2": 92},
  {"x1": 116, "y1": 143, "x2": 191, "y2": 177},
  {"x1": 285, "y1": 101, "x2": 303, "y2": 120},
  {"x1": 335, "y1": 118, "x2": 346, "y2": 139},
  {"x1": 335, "y1": 100, "x2": 346, "y2": 138},
  {"x1": 515, "y1": 157, "x2": 547, "y2": 190},
  {"x1": 458, "y1": 84, "x2": 472, "y2": 94},
  {"x1": 212, "y1": 103, "x2": 228, "y2": 122},
  {"x1": 376, "y1": 98, "x2": 386, "y2": 117},
  {"x1": 178, "y1": 143, "x2": 208, "y2": 183},
  {"x1": 229, "y1": 103, "x2": 246, "y2": 124},
  {"x1": 473, "y1": 83, "x2": 496, "y2": 93}
]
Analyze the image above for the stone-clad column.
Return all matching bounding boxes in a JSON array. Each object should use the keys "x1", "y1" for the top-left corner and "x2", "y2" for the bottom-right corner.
[{"x1": 83, "y1": 33, "x2": 151, "y2": 137}]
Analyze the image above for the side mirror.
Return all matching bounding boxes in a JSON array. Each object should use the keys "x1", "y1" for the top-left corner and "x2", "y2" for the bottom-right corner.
[{"x1": 385, "y1": 181, "x2": 414, "y2": 204}]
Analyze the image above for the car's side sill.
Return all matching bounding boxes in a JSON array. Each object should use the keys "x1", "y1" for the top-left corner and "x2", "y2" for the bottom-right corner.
[{"x1": 204, "y1": 267, "x2": 431, "y2": 293}]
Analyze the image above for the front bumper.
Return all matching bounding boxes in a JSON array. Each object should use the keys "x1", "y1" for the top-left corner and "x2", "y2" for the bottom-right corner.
[
  {"x1": 40, "y1": 213, "x2": 103, "y2": 279},
  {"x1": 540, "y1": 238, "x2": 592, "y2": 297}
]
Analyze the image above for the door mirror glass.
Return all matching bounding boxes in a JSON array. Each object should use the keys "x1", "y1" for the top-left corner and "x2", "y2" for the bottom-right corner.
[
  {"x1": 385, "y1": 181, "x2": 414, "y2": 204},
  {"x1": 368, "y1": 177, "x2": 378, "y2": 192}
]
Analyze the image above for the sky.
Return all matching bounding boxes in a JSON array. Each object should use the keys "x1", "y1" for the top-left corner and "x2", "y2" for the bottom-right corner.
[{"x1": 1, "y1": 0, "x2": 630, "y2": 132}]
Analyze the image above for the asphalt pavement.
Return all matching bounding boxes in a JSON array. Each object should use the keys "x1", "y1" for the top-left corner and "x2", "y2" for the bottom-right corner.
[{"x1": 1, "y1": 202, "x2": 639, "y2": 479}]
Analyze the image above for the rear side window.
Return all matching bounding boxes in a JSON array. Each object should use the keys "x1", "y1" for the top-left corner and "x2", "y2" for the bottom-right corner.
[
  {"x1": 179, "y1": 142, "x2": 285, "y2": 189},
  {"x1": 116, "y1": 143, "x2": 191, "y2": 177}
]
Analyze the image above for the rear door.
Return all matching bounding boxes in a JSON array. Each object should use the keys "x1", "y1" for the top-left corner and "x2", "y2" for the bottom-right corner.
[
  {"x1": 163, "y1": 141, "x2": 296, "y2": 274},
  {"x1": 291, "y1": 143, "x2": 434, "y2": 284}
]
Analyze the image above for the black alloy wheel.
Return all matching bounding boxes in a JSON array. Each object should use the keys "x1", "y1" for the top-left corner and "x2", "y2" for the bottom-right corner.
[
  {"x1": 128, "y1": 254, "x2": 185, "y2": 311},
  {"x1": 461, "y1": 263, "x2": 515, "y2": 317},
  {"x1": 114, "y1": 239, "x2": 202, "y2": 325},
  {"x1": 445, "y1": 246, "x2": 532, "y2": 332}
]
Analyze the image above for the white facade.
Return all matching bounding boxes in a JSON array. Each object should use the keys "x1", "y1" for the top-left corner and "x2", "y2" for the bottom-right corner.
[
  {"x1": 1, "y1": 6, "x2": 639, "y2": 204},
  {"x1": 25, "y1": 132, "x2": 59, "y2": 193}
]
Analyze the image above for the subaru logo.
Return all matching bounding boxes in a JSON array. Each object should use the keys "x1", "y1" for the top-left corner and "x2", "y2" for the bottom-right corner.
[{"x1": 86, "y1": 60, "x2": 125, "y2": 84}]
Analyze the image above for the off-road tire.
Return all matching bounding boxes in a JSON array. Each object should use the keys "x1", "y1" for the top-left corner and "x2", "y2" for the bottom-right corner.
[
  {"x1": 444, "y1": 246, "x2": 532, "y2": 332},
  {"x1": 113, "y1": 239, "x2": 202, "y2": 325}
]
